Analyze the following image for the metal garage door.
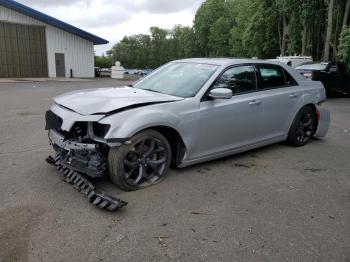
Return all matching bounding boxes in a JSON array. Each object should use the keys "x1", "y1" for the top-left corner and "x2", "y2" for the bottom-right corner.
[{"x1": 0, "y1": 22, "x2": 48, "y2": 78}]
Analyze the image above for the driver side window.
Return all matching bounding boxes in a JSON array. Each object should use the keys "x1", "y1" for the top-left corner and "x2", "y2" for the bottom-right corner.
[{"x1": 213, "y1": 66, "x2": 257, "y2": 95}]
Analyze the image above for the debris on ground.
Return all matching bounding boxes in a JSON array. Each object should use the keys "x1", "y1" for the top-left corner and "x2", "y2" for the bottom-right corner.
[
  {"x1": 46, "y1": 154, "x2": 127, "y2": 211},
  {"x1": 155, "y1": 236, "x2": 169, "y2": 247},
  {"x1": 190, "y1": 211, "x2": 212, "y2": 215},
  {"x1": 304, "y1": 168, "x2": 327, "y2": 173}
]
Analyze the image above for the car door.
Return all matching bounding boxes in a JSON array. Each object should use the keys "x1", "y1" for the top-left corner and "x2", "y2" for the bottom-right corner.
[
  {"x1": 256, "y1": 64, "x2": 303, "y2": 140},
  {"x1": 192, "y1": 65, "x2": 264, "y2": 159},
  {"x1": 326, "y1": 63, "x2": 344, "y2": 92},
  {"x1": 337, "y1": 62, "x2": 350, "y2": 92}
]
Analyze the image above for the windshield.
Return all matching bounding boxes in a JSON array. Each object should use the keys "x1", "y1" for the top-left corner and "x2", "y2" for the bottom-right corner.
[
  {"x1": 296, "y1": 63, "x2": 328, "y2": 70},
  {"x1": 134, "y1": 62, "x2": 219, "y2": 98}
]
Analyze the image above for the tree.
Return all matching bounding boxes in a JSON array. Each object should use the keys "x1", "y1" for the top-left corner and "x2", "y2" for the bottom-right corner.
[
  {"x1": 107, "y1": 26, "x2": 195, "y2": 69},
  {"x1": 94, "y1": 54, "x2": 113, "y2": 68},
  {"x1": 170, "y1": 25, "x2": 196, "y2": 59},
  {"x1": 324, "y1": 0, "x2": 335, "y2": 61},
  {"x1": 208, "y1": 16, "x2": 231, "y2": 56},
  {"x1": 338, "y1": 26, "x2": 350, "y2": 63},
  {"x1": 299, "y1": 0, "x2": 321, "y2": 56},
  {"x1": 194, "y1": 0, "x2": 232, "y2": 56},
  {"x1": 343, "y1": 0, "x2": 350, "y2": 28},
  {"x1": 230, "y1": 0, "x2": 280, "y2": 58}
]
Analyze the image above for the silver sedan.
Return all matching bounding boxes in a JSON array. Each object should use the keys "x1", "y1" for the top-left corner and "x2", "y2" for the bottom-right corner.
[{"x1": 46, "y1": 58, "x2": 330, "y2": 191}]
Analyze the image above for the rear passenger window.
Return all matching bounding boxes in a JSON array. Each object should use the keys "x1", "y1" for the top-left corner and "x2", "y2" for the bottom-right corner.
[
  {"x1": 212, "y1": 65, "x2": 257, "y2": 95},
  {"x1": 258, "y1": 65, "x2": 285, "y2": 88},
  {"x1": 284, "y1": 70, "x2": 298, "y2": 86},
  {"x1": 258, "y1": 64, "x2": 297, "y2": 89}
]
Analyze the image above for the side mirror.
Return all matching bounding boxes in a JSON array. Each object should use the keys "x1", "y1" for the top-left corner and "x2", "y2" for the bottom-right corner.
[{"x1": 209, "y1": 88, "x2": 232, "y2": 99}]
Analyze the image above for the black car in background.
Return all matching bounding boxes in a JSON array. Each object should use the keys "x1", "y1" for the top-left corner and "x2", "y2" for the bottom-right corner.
[
  {"x1": 94, "y1": 67, "x2": 101, "y2": 77},
  {"x1": 295, "y1": 62, "x2": 350, "y2": 95}
]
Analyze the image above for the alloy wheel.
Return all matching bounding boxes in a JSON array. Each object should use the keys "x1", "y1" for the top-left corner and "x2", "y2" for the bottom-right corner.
[
  {"x1": 123, "y1": 137, "x2": 168, "y2": 187},
  {"x1": 295, "y1": 111, "x2": 315, "y2": 144}
]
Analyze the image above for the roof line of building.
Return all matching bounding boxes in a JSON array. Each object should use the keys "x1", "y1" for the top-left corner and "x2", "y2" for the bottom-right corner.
[{"x1": 0, "y1": 0, "x2": 109, "y2": 45}]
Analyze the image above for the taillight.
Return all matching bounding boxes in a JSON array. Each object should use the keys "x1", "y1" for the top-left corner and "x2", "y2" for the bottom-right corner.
[
  {"x1": 303, "y1": 72, "x2": 313, "y2": 79},
  {"x1": 316, "y1": 109, "x2": 321, "y2": 121}
]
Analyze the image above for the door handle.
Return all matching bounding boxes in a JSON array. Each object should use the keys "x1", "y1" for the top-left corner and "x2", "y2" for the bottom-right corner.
[
  {"x1": 249, "y1": 100, "x2": 261, "y2": 105},
  {"x1": 289, "y1": 93, "x2": 299, "y2": 98}
]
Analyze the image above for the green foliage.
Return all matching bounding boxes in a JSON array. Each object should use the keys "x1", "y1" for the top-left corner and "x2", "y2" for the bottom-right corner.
[
  {"x1": 170, "y1": 25, "x2": 197, "y2": 59},
  {"x1": 230, "y1": 0, "x2": 280, "y2": 58},
  {"x1": 94, "y1": 55, "x2": 113, "y2": 68},
  {"x1": 107, "y1": 26, "x2": 196, "y2": 69},
  {"x1": 208, "y1": 16, "x2": 231, "y2": 56},
  {"x1": 194, "y1": 0, "x2": 233, "y2": 56},
  {"x1": 104, "y1": 0, "x2": 348, "y2": 68},
  {"x1": 338, "y1": 26, "x2": 350, "y2": 63}
]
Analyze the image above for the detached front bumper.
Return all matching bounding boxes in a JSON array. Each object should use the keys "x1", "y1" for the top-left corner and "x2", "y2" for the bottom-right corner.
[{"x1": 48, "y1": 129, "x2": 107, "y2": 178}]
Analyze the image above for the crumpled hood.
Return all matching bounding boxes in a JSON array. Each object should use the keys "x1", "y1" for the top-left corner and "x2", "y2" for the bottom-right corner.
[{"x1": 54, "y1": 87, "x2": 183, "y2": 115}]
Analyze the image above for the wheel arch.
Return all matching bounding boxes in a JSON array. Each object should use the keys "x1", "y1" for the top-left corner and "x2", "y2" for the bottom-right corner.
[
  {"x1": 304, "y1": 103, "x2": 317, "y2": 117},
  {"x1": 288, "y1": 103, "x2": 318, "y2": 135},
  {"x1": 141, "y1": 125, "x2": 187, "y2": 167}
]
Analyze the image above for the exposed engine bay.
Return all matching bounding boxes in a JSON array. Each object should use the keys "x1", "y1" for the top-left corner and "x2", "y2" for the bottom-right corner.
[{"x1": 46, "y1": 110, "x2": 110, "y2": 178}]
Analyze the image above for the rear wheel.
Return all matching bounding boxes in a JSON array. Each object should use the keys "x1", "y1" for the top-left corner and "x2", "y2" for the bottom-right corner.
[
  {"x1": 108, "y1": 130, "x2": 172, "y2": 191},
  {"x1": 287, "y1": 106, "x2": 317, "y2": 147}
]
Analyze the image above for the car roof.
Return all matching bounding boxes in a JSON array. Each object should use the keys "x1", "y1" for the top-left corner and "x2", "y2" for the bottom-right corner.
[
  {"x1": 174, "y1": 57, "x2": 309, "y2": 84},
  {"x1": 175, "y1": 58, "x2": 287, "y2": 67}
]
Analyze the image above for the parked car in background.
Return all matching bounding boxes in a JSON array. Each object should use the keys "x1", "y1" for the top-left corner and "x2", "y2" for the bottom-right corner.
[
  {"x1": 99, "y1": 68, "x2": 112, "y2": 77},
  {"x1": 143, "y1": 69, "x2": 153, "y2": 76},
  {"x1": 135, "y1": 70, "x2": 144, "y2": 76},
  {"x1": 268, "y1": 56, "x2": 313, "y2": 68},
  {"x1": 46, "y1": 59, "x2": 330, "y2": 191},
  {"x1": 125, "y1": 69, "x2": 152, "y2": 76},
  {"x1": 135, "y1": 69, "x2": 152, "y2": 76},
  {"x1": 94, "y1": 67, "x2": 101, "y2": 77},
  {"x1": 295, "y1": 62, "x2": 350, "y2": 95}
]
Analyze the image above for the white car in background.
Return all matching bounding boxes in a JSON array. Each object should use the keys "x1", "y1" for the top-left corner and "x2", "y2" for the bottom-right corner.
[{"x1": 269, "y1": 56, "x2": 313, "y2": 68}]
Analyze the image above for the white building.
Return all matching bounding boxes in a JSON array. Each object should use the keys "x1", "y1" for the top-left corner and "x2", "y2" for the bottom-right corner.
[{"x1": 0, "y1": 0, "x2": 108, "y2": 78}]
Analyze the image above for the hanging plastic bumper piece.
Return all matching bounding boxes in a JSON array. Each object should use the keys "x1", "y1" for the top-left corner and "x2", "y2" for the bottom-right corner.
[{"x1": 46, "y1": 154, "x2": 127, "y2": 211}]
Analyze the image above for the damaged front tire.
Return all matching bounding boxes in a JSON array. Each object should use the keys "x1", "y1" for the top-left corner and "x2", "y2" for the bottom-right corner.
[{"x1": 108, "y1": 129, "x2": 172, "y2": 191}]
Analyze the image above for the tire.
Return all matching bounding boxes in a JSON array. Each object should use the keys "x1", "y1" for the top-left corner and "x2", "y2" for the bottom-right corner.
[
  {"x1": 287, "y1": 106, "x2": 317, "y2": 147},
  {"x1": 108, "y1": 129, "x2": 172, "y2": 191}
]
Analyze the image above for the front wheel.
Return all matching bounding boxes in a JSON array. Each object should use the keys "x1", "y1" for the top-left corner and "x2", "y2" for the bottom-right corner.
[
  {"x1": 287, "y1": 106, "x2": 317, "y2": 147},
  {"x1": 108, "y1": 130, "x2": 172, "y2": 191}
]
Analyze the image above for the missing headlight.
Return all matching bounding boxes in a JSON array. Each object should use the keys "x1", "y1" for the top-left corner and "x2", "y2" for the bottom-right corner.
[{"x1": 92, "y1": 123, "x2": 110, "y2": 138}]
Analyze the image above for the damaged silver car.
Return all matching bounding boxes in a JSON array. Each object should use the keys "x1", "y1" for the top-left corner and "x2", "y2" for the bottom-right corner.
[{"x1": 46, "y1": 58, "x2": 330, "y2": 191}]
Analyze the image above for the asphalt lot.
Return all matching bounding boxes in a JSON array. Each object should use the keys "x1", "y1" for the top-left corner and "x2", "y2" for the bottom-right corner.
[{"x1": 0, "y1": 78, "x2": 349, "y2": 262}]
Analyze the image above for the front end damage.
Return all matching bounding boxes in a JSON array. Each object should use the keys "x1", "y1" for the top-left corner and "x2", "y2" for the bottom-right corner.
[
  {"x1": 48, "y1": 127, "x2": 108, "y2": 178},
  {"x1": 45, "y1": 108, "x2": 117, "y2": 178},
  {"x1": 45, "y1": 109, "x2": 127, "y2": 211}
]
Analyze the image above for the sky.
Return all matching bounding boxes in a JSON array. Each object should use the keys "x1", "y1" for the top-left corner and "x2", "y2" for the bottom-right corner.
[{"x1": 16, "y1": 0, "x2": 205, "y2": 55}]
